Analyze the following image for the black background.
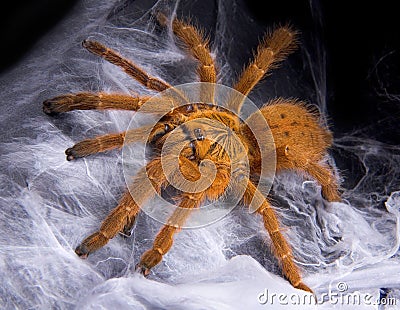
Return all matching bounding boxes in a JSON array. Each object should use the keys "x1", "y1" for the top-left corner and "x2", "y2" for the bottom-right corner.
[
  {"x1": 244, "y1": 0, "x2": 400, "y2": 145},
  {"x1": 1, "y1": 0, "x2": 399, "y2": 144}
]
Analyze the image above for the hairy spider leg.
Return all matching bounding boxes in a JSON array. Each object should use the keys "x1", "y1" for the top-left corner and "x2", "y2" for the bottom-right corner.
[
  {"x1": 75, "y1": 157, "x2": 169, "y2": 257},
  {"x1": 137, "y1": 191, "x2": 205, "y2": 275},
  {"x1": 229, "y1": 25, "x2": 298, "y2": 114},
  {"x1": 157, "y1": 14, "x2": 216, "y2": 103},
  {"x1": 168, "y1": 16, "x2": 217, "y2": 103},
  {"x1": 170, "y1": 17, "x2": 217, "y2": 83},
  {"x1": 136, "y1": 160, "x2": 231, "y2": 275},
  {"x1": 237, "y1": 179, "x2": 313, "y2": 294},
  {"x1": 64, "y1": 116, "x2": 191, "y2": 161},
  {"x1": 84, "y1": 39, "x2": 192, "y2": 104},
  {"x1": 65, "y1": 132, "x2": 126, "y2": 161},
  {"x1": 64, "y1": 124, "x2": 159, "y2": 160},
  {"x1": 43, "y1": 92, "x2": 151, "y2": 115},
  {"x1": 305, "y1": 162, "x2": 341, "y2": 202},
  {"x1": 82, "y1": 40, "x2": 172, "y2": 92},
  {"x1": 286, "y1": 154, "x2": 341, "y2": 202}
]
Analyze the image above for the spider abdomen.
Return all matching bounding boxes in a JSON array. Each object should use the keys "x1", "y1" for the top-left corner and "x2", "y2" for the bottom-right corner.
[{"x1": 261, "y1": 100, "x2": 332, "y2": 164}]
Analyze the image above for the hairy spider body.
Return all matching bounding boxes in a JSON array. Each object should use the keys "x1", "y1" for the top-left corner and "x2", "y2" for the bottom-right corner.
[{"x1": 43, "y1": 14, "x2": 341, "y2": 294}]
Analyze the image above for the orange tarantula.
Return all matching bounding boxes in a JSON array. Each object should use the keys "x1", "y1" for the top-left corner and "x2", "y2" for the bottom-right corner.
[{"x1": 43, "y1": 14, "x2": 341, "y2": 294}]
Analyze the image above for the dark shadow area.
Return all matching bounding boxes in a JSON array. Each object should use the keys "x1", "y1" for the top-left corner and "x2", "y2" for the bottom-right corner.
[
  {"x1": 245, "y1": 0, "x2": 400, "y2": 145},
  {"x1": 0, "y1": 0, "x2": 79, "y2": 74}
]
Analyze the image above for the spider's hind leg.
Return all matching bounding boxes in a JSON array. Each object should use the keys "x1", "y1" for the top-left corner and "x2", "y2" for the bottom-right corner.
[
  {"x1": 280, "y1": 147, "x2": 341, "y2": 202},
  {"x1": 229, "y1": 25, "x2": 298, "y2": 113},
  {"x1": 236, "y1": 179, "x2": 314, "y2": 294},
  {"x1": 302, "y1": 162, "x2": 341, "y2": 202}
]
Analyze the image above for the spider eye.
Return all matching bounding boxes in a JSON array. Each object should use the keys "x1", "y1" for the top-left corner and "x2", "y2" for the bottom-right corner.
[
  {"x1": 164, "y1": 124, "x2": 171, "y2": 132},
  {"x1": 194, "y1": 128, "x2": 204, "y2": 141}
]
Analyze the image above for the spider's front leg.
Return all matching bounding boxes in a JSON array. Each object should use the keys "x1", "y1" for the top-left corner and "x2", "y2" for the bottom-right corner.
[
  {"x1": 136, "y1": 159, "x2": 230, "y2": 275},
  {"x1": 229, "y1": 25, "x2": 298, "y2": 113},
  {"x1": 235, "y1": 178, "x2": 313, "y2": 294},
  {"x1": 43, "y1": 92, "x2": 151, "y2": 115},
  {"x1": 75, "y1": 157, "x2": 168, "y2": 257},
  {"x1": 157, "y1": 13, "x2": 217, "y2": 103},
  {"x1": 65, "y1": 132, "x2": 125, "y2": 161},
  {"x1": 63, "y1": 124, "x2": 157, "y2": 161},
  {"x1": 81, "y1": 39, "x2": 172, "y2": 92}
]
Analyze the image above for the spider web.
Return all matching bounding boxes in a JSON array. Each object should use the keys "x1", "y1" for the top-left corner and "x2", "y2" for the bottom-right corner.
[{"x1": 0, "y1": 0, "x2": 399, "y2": 308}]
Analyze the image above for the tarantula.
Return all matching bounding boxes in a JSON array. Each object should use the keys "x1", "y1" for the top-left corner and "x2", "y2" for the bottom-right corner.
[{"x1": 43, "y1": 14, "x2": 341, "y2": 294}]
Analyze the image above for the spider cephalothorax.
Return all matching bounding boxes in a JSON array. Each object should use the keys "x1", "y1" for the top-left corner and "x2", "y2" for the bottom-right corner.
[{"x1": 43, "y1": 14, "x2": 341, "y2": 294}]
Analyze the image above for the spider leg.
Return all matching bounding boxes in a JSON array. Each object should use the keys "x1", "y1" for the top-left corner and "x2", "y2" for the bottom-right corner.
[
  {"x1": 229, "y1": 26, "x2": 298, "y2": 113},
  {"x1": 65, "y1": 132, "x2": 125, "y2": 161},
  {"x1": 75, "y1": 157, "x2": 168, "y2": 257},
  {"x1": 65, "y1": 123, "x2": 156, "y2": 160},
  {"x1": 136, "y1": 191, "x2": 205, "y2": 276},
  {"x1": 82, "y1": 40, "x2": 172, "y2": 92},
  {"x1": 171, "y1": 19, "x2": 217, "y2": 83},
  {"x1": 64, "y1": 114, "x2": 194, "y2": 160},
  {"x1": 158, "y1": 14, "x2": 216, "y2": 103},
  {"x1": 297, "y1": 161, "x2": 341, "y2": 202},
  {"x1": 120, "y1": 214, "x2": 136, "y2": 237},
  {"x1": 234, "y1": 178, "x2": 313, "y2": 294},
  {"x1": 75, "y1": 190, "x2": 141, "y2": 258},
  {"x1": 277, "y1": 146, "x2": 341, "y2": 202},
  {"x1": 310, "y1": 163, "x2": 341, "y2": 202},
  {"x1": 136, "y1": 160, "x2": 230, "y2": 275},
  {"x1": 43, "y1": 92, "x2": 151, "y2": 114}
]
